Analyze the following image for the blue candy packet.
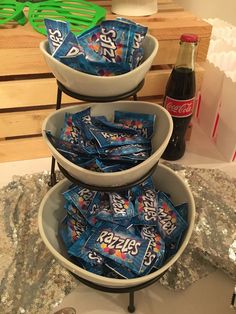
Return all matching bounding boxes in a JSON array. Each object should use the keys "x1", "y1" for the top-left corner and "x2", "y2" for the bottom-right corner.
[
  {"x1": 87, "y1": 192, "x2": 113, "y2": 224},
  {"x1": 61, "y1": 52, "x2": 130, "y2": 76},
  {"x1": 53, "y1": 31, "x2": 84, "y2": 60},
  {"x1": 175, "y1": 202, "x2": 188, "y2": 222},
  {"x1": 60, "y1": 216, "x2": 71, "y2": 249},
  {"x1": 164, "y1": 233, "x2": 183, "y2": 262},
  {"x1": 72, "y1": 246, "x2": 105, "y2": 275},
  {"x1": 44, "y1": 18, "x2": 70, "y2": 54},
  {"x1": 97, "y1": 161, "x2": 129, "y2": 173},
  {"x1": 126, "y1": 224, "x2": 141, "y2": 237},
  {"x1": 46, "y1": 131, "x2": 78, "y2": 154},
  {"x1": 60, "y1": 215, "x2": 85, "y2": 249},
  {"x1": 105, "y1": 260, "x2": 136, "y2": 279},
  {"x1": 133, "y1": 188, "x2": 158, "y2": 226},
  {"x1": 60, "y1": 54, "x2": 97, "y2": 74},
  {"x1": 46, "y1": 131, "x2": 96, "y2": 159},
  {"x1": 115, "y1": 17, "x2": 148, "y2": 69},
  {"x1": 72, "y1": 108, "x2": 99, "y2": 142},
  {"x1": 79, "y1": 248, "x2": 104, "y2": 266},
  {"x1": 86, "y1": 223, "x2": 151, "y2": 274},
  {"x1": 78, "y1": 158, "x2": 104, "y2": 172},
  {"x1": 90, "y1": 128, "x2": 149, "y2": 148},
  {"x1": 87, "y1": 192, "x2": 105, "y2": 216},
  {"x1": 109, "y1": 192, "x2": 135, "y2": 220},
  {"x1": 130, "y1": 176, "x2": 156, "y2": 201},
  {"x1": 82, "y1": 252, "x2": 105, "y2": 275},
  {"x1": 113, "y1": 219, "x2": 133, "y2": 229},
  {"x1": 68, "y1": 216, "x2": 86, "y2": 240},
  {"x1": 87, "y1": 60, "x2": 131, "y2": 76},
  {"x1": 73, "y1": 107, "x2": 91, "y2": 125},
  {"x1": 97, "y1": 143, "x2": 150, "y2": 156},
  {"x1": 64, "y1": 201, "x2": 87, "y2": 227},
  {"x1": 63, "y1": 186, "x2": 97, "y2": 219},
  {"x1": 162, "y1": 203, "x2": 188, "y2": 261},
  {"x1": 103, "y1": 267, "x2": 123, "y2": 279},
  {"x1": 98, "y1": 154, "x2": 138, "y2": 164},
  {"x1": 60, "y1": 112, "x2": 82, "y2": 144},
  {"x1": 115, "y1": 111, "x2": 156, "y2": 139},
  {"x1": 140, "y1": 226, "x2": 165, "y2": 270},
  {"x1": 92, "y1": 117, "x2": 137, "y2": 135},
  {"x1": 115, "y1": 17, "x2": 137, "y2": 25},
  {"x1": 95, "y1": 205, "x2": 114, "y2": 224},
  {"x1": 99, "y1": 20, "x2": 133, "y2": 65},
  {"x1": 128, "y1": 24, "x2": 147, "y2": 69},
  {"x1": 77, "y1": 24, "x2": 131, "y2": 76},
  {"x1": 68, "y1": 228, "x2": 91, "y2": 255},
  {"x1": 77, "y1": 25, "x2": 104, "y2": 62},
  {"x1": 122, "y1": 150, "x2": 151, "y2": 161},
  {"x1": 156, "y1": 192, "x2": 188, "y2": 243}
]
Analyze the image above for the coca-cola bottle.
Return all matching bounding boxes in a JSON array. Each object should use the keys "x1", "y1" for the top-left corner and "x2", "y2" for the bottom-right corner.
[{"x1": 162, "y1": 33, "x2": 198, "y2": 161}]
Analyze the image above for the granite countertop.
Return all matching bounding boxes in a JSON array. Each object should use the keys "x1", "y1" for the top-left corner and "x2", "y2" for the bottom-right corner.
[{"x1": 0, "y1": 164, "x2": 235, "y2": 314}]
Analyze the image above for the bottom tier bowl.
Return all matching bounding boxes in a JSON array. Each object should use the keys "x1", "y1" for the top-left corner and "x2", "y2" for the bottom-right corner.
[{"x1": 38, "y1": 164, "x2": 195, "y2": 289}]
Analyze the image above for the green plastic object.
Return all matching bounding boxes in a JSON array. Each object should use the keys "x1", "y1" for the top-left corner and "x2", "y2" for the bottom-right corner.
[{"x1": 0, "y1": 0, "x2": 106, "y2": 35}]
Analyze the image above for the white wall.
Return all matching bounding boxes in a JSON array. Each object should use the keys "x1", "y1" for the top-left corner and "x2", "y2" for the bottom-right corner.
[{"x1": 176, "y1": 0, "x2": 236, "y2": 26}]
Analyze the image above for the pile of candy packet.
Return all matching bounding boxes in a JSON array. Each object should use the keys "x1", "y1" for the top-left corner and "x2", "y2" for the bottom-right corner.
[
  {"x1": 60, "y1": 176, "x2": 188, "y2": 278},
  {"x1": 46, "y1": 107, "x2": 155, "y2": 172},
  {"x1": 44, "y1": 17, "x2": 148, "y2": 76}
]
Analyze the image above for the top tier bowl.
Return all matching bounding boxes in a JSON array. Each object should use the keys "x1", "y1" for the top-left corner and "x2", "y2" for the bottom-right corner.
[{"x1": 39, "y1": 34, "x2": 158, "y2": 97}]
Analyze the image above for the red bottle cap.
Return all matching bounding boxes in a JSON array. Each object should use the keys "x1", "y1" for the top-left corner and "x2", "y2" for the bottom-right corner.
[{"x1": 180, "y1": 34, "x2": 198, "y2": 43}]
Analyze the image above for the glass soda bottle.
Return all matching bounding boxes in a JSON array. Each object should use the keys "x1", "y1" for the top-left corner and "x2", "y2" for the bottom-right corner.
[{"x1": 162, "y1": 33, "x2": 198, "y2": 161}]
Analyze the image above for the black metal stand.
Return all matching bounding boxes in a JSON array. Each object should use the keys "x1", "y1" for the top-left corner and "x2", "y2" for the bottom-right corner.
[
  {"x1": 49, "y1": 80, "x2": 145, "y2": 187},
  {"x1": 48, "y1": 79, "x2": 165, "y2": 312}
]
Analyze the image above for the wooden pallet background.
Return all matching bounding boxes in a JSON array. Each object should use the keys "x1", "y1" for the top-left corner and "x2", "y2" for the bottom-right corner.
[{"x1": 0, "y1": 0, "x2": 212, "y2": 162}]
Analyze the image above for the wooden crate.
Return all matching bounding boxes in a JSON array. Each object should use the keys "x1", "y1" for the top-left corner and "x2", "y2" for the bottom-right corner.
[{"x1": 0, "y1": 0, "x2": 211, "y2": 162}]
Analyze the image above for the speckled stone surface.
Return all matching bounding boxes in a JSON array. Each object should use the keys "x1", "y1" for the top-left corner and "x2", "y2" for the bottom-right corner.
[{"x1": 0, "y1": 164, "x2": 235, "y2": 313}]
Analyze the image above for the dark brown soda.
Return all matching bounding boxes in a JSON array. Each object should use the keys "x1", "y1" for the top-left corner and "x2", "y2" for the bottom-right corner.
[{"x1": 162, "y1": 66, "x2": 195, "y2": 160}]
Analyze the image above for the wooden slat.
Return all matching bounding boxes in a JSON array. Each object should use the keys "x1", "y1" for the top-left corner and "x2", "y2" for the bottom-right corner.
[
  {"x1": 155, "y1": 37, "x2": 210, "y2": 65},
  {"x1": 0, "y1": 137, "x2": 50, "y2": 162},
  {"x1": 0, "y1": 104, "x2": 86, "y2": 138},
  {"x1": 0, "y1": 78, "x2": 79, "y2": 110},
  {"x1": 0, "y1": 11, "x2": 211, "y2": 48},
  {"x1": 0, "y1": 65, "x2": 204, "y2": 111},
  {"x1": 139, "y1": 64, "x2": 204, "y2": 97},
  {"x1": 0, "y1": 109, "x2": 53, "y2": 138},
  {"x1": 0, "y1": 23, "x2": 44, "y2": 49},
  {"x1": 147, "y1": 19, "x2": 211, "y2": 40},
  {"x1": 0, "y1": 36, "x2": 209, "y2": 76},
  {"x1": 0, "y1": 48, "x2": 49, "y2": 76}
]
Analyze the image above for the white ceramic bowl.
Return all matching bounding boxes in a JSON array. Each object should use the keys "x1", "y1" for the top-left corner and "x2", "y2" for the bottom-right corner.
[
  {"x1": 42, "y1": 101, "x2": 173, "y2": 187},
  {"x1": 38, "y1": 163, "x2": 195, "y2": 289},
  {"x1": 39, "y1": 34, "x2": 158, "y2": 97}
]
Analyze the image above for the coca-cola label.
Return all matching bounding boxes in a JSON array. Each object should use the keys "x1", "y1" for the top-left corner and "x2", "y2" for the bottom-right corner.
[{"x1": 164, "y1": 96, "x2": 195, "y2": 118}]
